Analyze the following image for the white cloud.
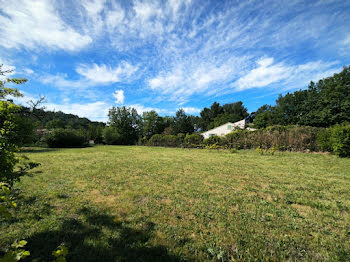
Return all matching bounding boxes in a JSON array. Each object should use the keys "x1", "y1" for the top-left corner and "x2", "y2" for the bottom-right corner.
[
  {"x1": 234, "y1": 57, "x2": 340, "y2": 91},
  {"x1": 76, "y1": 62, "x2": 138, "y2": 84},
  {"x1": 180, "y1": 107, "x2": 200, "y2": 114},
  {"x1": 40, "y1": 74, "x2": 92, "y2": 89},
  {"x1": 113, "y1": 90, "x2": 125, "y2": 104},
  {"x1": 236, "y1": 57, "x2": 292, "y2": 90},
  {"x1": 127, "y1": 104, "x2": 168, "y2": 115},
  {"x1": 106, "y1": 6, "x2": 125, "y2": 30},
  {"x1": 0, "y1": 0, "x2": 91, "y2": 51},
  {"x1": 148, "y1": 56, "x2": 247, "y2": 103},
  {"x1": 2, "y1": 0, "x2": 347, "y2": 109},
  {"x1": 44, "y1": 101, "x2": 110, "y2": 122},
  {"x1": 13, "y1": 92, "x2": 110, "y2": 121},
  {"x1": 23, "y1": 68, "x2": 34, "y2": 75},
  {"x1": 40, "y1": 61, "x2": 138, "y2": 90},
  {"x1": 0, "y1": 59, "x2": 15, "y2": 80}
]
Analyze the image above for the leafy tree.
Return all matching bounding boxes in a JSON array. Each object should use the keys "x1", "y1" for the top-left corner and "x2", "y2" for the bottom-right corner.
[
  {"x1": 253, "y1": 105, "x2": 277, "y2": 128},
  {"x1": 0, "y1": 65, "x2": 29, "y2": 184},
  {"x1": 44, "y1": 128, "x2": 87, "y2": 148},
  {"x1": 210, "y1": 102, "x2": 224, "y2": 120},
  {"x1": 106, "y1": 106, "x2": 141, "y2": 145},
  {"x1": 199, "y1": 107, "x2": 212, "y2": 131},
  {"x1": 253, "y1": 66, "x2": 350, "y2": 128},
  {"x1": 46, "y1": 119, "x2": 66, "y2": 129},
  {"x1": 189, "y1": 115, "x2": 201, "y2": 132},
  {"x1": 142, "y1": 111, "x2": 166, "y2": 139},
  {"x1": 199, "y1": 101, "x2": 248, "y2": 130},
  {"x1": 103, "y1": 126, "x2": 122, "y2": 145},
  {"x1": 213, "y1": 102, "x2": 248, "y2": 127},
  {"x1": 87, "y1": 123, "x2": 105, "y2": 143},
  {"x1": 171, "y1": 109, "x2": 194, "y2": 135},
  {"x1": 222, "y1": 101, "x2": 248, "y2": 118}
]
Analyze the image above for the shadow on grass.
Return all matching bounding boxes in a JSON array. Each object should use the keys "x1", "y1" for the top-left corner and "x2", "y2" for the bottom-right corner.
[
  {"x1": 20, "y1": 147, "x2": 61, "y2": 153},
  {"x1": 25, "y1": 206, "x2": 184, "y2": 262}
]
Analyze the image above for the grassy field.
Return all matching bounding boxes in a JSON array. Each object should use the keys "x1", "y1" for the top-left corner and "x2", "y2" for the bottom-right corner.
[{"x1": 1, "y1": 146, "x2": 350, "y2": 261}]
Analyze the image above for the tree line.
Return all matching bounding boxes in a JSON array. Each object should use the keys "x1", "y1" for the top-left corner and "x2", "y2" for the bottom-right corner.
[
  {"x1": 7, "y1": 65, "x2": 350, "y2": 148},
  {"x1": 253, "y1": 66, "x2": 350, "y2": 128}
]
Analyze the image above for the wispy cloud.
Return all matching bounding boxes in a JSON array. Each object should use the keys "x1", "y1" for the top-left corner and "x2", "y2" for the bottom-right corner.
[
  {"x1": 40, "y1": 74, "x2": 92, "y2": 89},
  {"x1": 235, "y1": 58, "x2": 292, "y2": 90},
  {"x1": 23, "y1": 68, "x2": 34, "y2": 75},
  {"x1": 76, "y1": 62, "x2": 138, "y2": 84},
  {"x1": 180, "y1": 107, "x2": 200, "y2": 114},
  {"x1": 2, "y1": 0, "x2": 349, "y2": 119},
  {"x1": 0, "y1": 0, "x2": 91, "y2": 51},
  {"x1": 234, "y1": 57, "x2": 341, "y2": 91},
  {"x1": 40, "y1": 61, "x2": 138, "y2": 90},
  {"x1": 127, "y1": 104, "x2": 169, "y2": 115}
]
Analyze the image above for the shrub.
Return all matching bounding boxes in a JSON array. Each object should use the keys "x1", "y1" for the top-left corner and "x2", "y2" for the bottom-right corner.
[
  {"x1": 225, "y1": 126, "x2": 322, "y2": 151},
  {"x1": 44, "y1": 128, "x2": 87, "y2": 148},
  {"x1": 148, "y1": 134, "x2": 183, "y2": 147},
  {"x1": 137, "y1": 136, "x2": 148, "y2": 146},
  {"x1": 317, "y1": 128, "x2": 332, "y2": 151},
  {"x1": 184, "y1": 134, "x2": 203, "y2": 148},
  {"x1": 328, "y1": 123, "x2": 350, "y2": 157},
  {"x1": 203, "y1": 136, "x2": 227, "y2": 148},
  {"x1": 103, "y1": 126, "x2": 122, "y2": 145},
  {"x1": 164, "y1": 135, "x2": 183, "y2": 147},
  {"x1": 148, "y1": 134, "x2": 163, "y2": 146}
]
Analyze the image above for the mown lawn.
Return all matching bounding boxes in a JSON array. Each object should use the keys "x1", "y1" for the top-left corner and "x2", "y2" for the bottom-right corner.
[{"x1": 1, "y1": 146, "x2": 350, "y2": 261}]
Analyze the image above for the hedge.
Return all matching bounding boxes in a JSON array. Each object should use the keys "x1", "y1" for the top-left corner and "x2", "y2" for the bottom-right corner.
[
  {"x1": 44, "y1": 128, "x2": 87, "y2": 148},
  {"x1": 318, "y1": 123, "x2": 350, "y2": 157},
  {"x1": 145, "y1": 125, "x2": 350, "y2": 157},
  {"x1": 148, "y1": 134, "x2": 183, "y2": 147}
]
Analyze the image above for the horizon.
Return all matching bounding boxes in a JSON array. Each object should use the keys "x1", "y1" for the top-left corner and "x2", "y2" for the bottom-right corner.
[{"x1": 1, "y1": 0, "x2": 349, "y2": 122}]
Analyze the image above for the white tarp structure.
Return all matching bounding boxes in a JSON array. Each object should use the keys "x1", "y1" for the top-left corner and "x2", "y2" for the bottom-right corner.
[{"x1": 201, "y1": 119, "x2": 246, "y2": 139}]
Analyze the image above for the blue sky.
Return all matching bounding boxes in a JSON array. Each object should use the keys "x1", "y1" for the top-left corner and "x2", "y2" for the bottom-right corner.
[{"x1": 1, "y1": 0, "x2": 349, "y2": 122}]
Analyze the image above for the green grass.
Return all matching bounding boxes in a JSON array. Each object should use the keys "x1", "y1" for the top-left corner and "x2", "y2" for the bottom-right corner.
[{"x1": 1, "y1": 146, "x2": 350, "y2": 261}]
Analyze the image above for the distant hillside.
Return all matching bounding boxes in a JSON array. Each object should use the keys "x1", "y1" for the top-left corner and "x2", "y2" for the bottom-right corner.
[{"x1": 21, "y1": 107, "x2": 105, "y2": 130}]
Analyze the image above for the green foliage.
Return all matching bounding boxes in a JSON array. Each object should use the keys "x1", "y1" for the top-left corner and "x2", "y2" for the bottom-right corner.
[
  {"x1": 329, "y1": 123, "x2": 350, "y2": 157},
  {"x1": 106, "y1": 106, "x2": 141, "y2": 145},
  {"x1": 137, "y1": 136, "x2": 148, "y2": 146},
  {"x1": 0, "y1": 184, "x2": 30, "y2": 262},
  {"x1": 254, "y1": 66, "x2": 350, "y2": 128},
  {"x1": 142, "y1": 111, "x2": 166, "y2": 139},
  {"x1": 317, "y1": 128, "x2": 332, "y2": 152},
  {"x1": 205, "y1": 143, "x2": 222, "y2": 150},
  {"x1": 199, "y1": 101, "x2": 248, "y2": 131},
  {"x1": 0, "y1": 68, "x2": 38, "y2": 185},
  {"x1": 0, "y1": 102, "x2": 21, "y2": 184},
  {"x1": 44, "y1": 128, "x2": 87, "y2": 148},
  {"x1": 203, "y1": 135, "x2": 227, "y2": 147},
  {"x1": 171, "y1": 109, "x2": 194, "y2": 135},
  {"x1": 148, "y1": 134, "x2": 183, "y2": 147},
  {"x1": 0, "y1": 183, "x2": 16, "y2": 220},
  {"x1": 46, "y1": 119, "x2": 66, "y2": 129},
  {"x1": 183, "y1": 133, "x2": 203, "y2": 148},
  {"x1": 0, "y1": 240, "x2": 30, "y2": 262},
  {"x1": 229, "y1": 148, "x2": 238, "y2": 153},
  {"x1": 52, "y1": 244, "x2": 68, "y2": 262},
  {"x1": 0, "y1": 65, "x2": 26, "y2": 100},
  {"x1": 319, "y1": 123, "x2": 350, "y2": 157},
  {"x1": 102, "y1": 126, "x2": 122, "y2": 145},
  {"x1": 256, "y1": 146, "x2": 276, "y2": 155},
  {"x1": 225, "y1": 126, "x2": 321, "y2": 151}
]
